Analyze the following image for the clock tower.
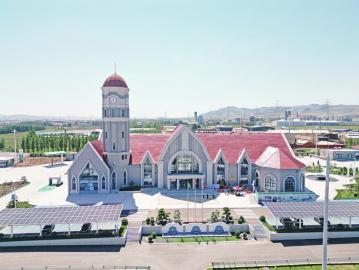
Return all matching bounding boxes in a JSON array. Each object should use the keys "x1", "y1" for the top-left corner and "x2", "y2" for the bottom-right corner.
[{"x1": 101, "y1": 73, "x2": 130, "y2": 188}]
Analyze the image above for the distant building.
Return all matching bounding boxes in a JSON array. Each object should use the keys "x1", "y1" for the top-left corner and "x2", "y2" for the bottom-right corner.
[
  {"x1": 320, "y1": 149, "x2": 359, "y2": 161},
  {"x1": 249, "y1": 115, "x2": 256, "y2": 123},
  {"x1": 197, "y1": 115, "x2": 204, "y2": 125},
  {"x1": 194, "y1": 112, "x2": 198, "y2": 123},
  {"x1": 276, "y1": 119, "x2": 340, "y2": 127}
]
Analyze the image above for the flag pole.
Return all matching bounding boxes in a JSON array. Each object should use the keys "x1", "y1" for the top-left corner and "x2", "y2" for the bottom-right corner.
[
  {"x1": 194, "y1": 180, "x2": 197, "y2": 222},
  {"x1": 187, "y1": 181, "x2": 189, "y2": 223}
]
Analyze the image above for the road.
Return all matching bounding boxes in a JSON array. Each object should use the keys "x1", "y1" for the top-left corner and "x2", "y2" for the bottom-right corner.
[{"x1": 0, "y1": 240, "x2": 359, "y2": 270}]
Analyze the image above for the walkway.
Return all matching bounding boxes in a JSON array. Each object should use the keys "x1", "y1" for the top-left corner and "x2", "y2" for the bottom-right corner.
[{"x1": 125, "y1": 210, "x2": 148, "y2": 243}]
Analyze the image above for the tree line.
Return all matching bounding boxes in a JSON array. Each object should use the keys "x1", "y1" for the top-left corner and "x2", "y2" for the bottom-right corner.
[
  {"x1": 0, "y1": 122, "x2": 48, "y2": 134},
  {"x1": 20, "y1": 131, "x2": 98, "y2": 154},
  {"x1": 0, "y1": 138, "x2": 5, "y2": 150}
]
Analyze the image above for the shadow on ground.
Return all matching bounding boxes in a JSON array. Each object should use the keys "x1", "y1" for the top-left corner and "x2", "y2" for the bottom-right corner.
[{"x1": 276, "y1": 237, "x2": 359, "y2": 247}]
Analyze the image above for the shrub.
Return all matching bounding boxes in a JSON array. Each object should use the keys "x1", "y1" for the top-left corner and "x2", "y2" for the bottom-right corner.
[
  {"x1": 150, "y1": 217, "x2": 155, "y2": 226},
  {"x1": 336, "y1": 224, "x2": 345, "y2": 231},
  {"x1": 146, "y1": 217, "x2": 151, "y2": 225},
  {"x1": 151, "y1": 232, "x2": 157, "y2": 239},
  {"x1": 259, "y1": 216, "x2": 266, "y2": 223},
  {"x1": 238, "y1": 216, "x2": 246, "y2": 224},
  {"x1": 242, "y1": 232, "x2": 248, "y2": 240},
  {"x1": 235, "y1": 231, "x2": 241, "y2": 239},
  {"x1": 148, "y1": 236, "x2": 153, "y2": 243},
  {"x1": 157, "y1": 208, "x2": 170, "y2": 225},
  {"x1": 121, "y1": 218, "x2": 128, "y2": 226},
  {"x1": 210, "y1": 210, "x2": 220, "y2": 223},
  {"x1": 222, "y1": 207, "x2": 233, "y2": 224},
  {"x1": 0, "y1": 233, "x2": 4, "y2": 238}
]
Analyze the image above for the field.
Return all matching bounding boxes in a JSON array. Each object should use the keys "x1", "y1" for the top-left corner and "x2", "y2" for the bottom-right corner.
[
  {"x1": 284, "y1": 125, "x2": 359, "y2": 130},
  {"x1": 0, "y1": 131, "x2": 28, "y2": 152}
]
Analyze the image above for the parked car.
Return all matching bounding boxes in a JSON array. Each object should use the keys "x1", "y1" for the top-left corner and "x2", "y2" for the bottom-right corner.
[
  {"x1": 316, "y1": 174, "x2": 326, "y2": 181},
  {"x1": 314, "y1": 217, "x2": 331, "y2": 227},
  {"x1": 235, "y1": 190, "x2": 244, "y2": 196},
  {"x1": 81, "y1": 223, "x2": 92, "y2": 233},
  {"x1": 280, "y1": 218, "x2": 293, "y2": 226},
  {"x1": 41, "y1": 224, "x2": 55, "y2": 235}
]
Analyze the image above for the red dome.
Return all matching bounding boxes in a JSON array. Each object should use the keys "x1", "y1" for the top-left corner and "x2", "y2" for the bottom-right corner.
[{"x1": 102, "y1": 73, "x2": 128, "y2": 88}]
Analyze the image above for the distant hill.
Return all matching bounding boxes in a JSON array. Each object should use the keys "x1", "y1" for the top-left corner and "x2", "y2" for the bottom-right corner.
[
  {"x1": 0, "y1": 114, "x2": 98, "y2": 122},
  {"x1": 201, "y1": 104, "x2": 359, "y2": 120}
]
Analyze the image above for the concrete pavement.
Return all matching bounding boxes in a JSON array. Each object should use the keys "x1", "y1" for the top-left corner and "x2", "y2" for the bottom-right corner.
[{"x1": 0, "y1": 239, "x2": 359, "y2": 270}]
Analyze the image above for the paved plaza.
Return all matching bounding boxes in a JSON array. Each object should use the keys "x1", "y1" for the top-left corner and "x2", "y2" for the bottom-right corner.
[
  {"x1": 0, "y1": 239, "x2": 358, "y2": 270},
  {"x1": 0, "y1": 157, "x2": 356, "y2": 210}
]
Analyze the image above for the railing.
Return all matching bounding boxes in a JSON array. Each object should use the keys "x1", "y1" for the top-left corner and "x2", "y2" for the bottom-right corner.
[
  {"x1": 212, "y1": 256, "x2": 359, "y2": 269},
  {"x1": 0, "y1": 266, "x2": 150, "y2": 270}
]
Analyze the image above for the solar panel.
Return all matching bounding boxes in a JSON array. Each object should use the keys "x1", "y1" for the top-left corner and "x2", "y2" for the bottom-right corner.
[
  {"x1": 0, "y1": 204, "x2": 123, "y2": 226},
  {"x1": 265, "y1": 201, "x2": 359, "y2": 218}
]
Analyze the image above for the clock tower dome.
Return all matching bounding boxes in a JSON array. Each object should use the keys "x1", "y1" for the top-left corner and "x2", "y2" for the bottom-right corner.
[{"x1": 101, "y1": 73, "x2": 130, "y2": 188}]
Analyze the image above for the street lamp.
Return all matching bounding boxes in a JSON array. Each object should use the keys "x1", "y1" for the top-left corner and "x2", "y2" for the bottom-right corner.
[{"x1": 322, "y1": 154, "x2": 330, "y2": 270}]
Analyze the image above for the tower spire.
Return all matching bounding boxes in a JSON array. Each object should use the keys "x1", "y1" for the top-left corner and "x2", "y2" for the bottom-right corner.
[{"x1": 114, "y1": 63, "x2": 117, "y2": 75}]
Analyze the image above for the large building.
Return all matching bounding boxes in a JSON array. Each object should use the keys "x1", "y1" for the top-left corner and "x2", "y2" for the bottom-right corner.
[{"x1": 68, "y1": 73, "x2": 306, "y2": 195}]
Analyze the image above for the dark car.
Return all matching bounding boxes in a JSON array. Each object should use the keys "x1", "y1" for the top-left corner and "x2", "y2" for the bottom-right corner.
[
  {"x1": 41, "y1": 224, "x2": 55, "y2": 235},
  {"x1": 314, "y1": 217, "x2": 331, "y2": 227},
  {"x1": 81, "y1": 223, "x2": 92, "y2": 233}
]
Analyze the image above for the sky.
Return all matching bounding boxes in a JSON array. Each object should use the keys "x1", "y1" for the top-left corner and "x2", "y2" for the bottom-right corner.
[{"x1": 0, "y1": 0, "x2": 358, "y2": 119}]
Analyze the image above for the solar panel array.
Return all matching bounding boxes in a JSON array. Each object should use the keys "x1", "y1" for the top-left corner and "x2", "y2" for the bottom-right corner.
[
  {"x1": 0, "y1": 204, "x2": 123, "y2": 226},
  {"x1": 265, "y1": 201, "x2": 359, "y2": 218}
]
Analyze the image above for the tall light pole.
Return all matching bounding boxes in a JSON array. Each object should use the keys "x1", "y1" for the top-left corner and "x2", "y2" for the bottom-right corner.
[
  {"x1": 13, "y1": 129, "x2": 17, "y2": 153},
  {"x1": 322, "y1": 154, "x2": 330, "y2": 270}
]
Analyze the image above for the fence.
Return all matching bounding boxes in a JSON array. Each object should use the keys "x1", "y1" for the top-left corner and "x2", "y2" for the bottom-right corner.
[
  {"x1": 212, "y1": 256, "x2": 359, "y2": 269},
  {"x1": 0, "y1": 266, "x2": 150, "y2": 270}
]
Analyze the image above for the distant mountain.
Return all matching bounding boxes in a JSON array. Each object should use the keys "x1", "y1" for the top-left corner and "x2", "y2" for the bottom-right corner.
[{"x1": 201, "y1": 104, "x2": 359, "y2": 120}]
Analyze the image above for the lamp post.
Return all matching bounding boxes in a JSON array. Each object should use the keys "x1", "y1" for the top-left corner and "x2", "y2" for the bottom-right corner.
[
  {"x1": 13, "y1": 129, "x2": 17, "y2": 153},
  {"x1": 322, "y1": 154, "x2": 330, "y2": 270}
]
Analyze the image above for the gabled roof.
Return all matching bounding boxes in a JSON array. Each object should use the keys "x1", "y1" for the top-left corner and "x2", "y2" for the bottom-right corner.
[
  {"x1": 255, "y1": 146, "x2": 305, "y2": 170},
  {"x1": 89, "y1": 129, "x2": 304, "y2": 169}
]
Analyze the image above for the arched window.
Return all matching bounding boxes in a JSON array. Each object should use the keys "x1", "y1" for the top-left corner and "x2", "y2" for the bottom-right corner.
[
  {"x1": 143, "y1": 158, "x2": 153, "y2": 186},
  {"x1": 101, "y1": 176, "x2": 106, "y2": 190},
  {"x1": 123, "y1": 171, "x2": 127, "y2": 186},
  {"x1": 112, "y1": 172, "x2": 116, "y2": 190},
  {"x1": 264, "y1": 174, "x2": 276, "y2": 192},
  {"x1": 170, "y1": 153, "x2": 199, "y2": 174},
  {"x1": 285, "y1": 176, "x2": 296, "y2": 192},
  {"x1": 72, "y1": 176, "x2": 76, "y2": 191},
  {"x1": 240, "y1": 158, "x2": 249, "y2": 177},
  {"x1": 216, "y1": 157, "x2": 226, "y2": 184},
  {"x1": 79, "y1": 163, "x2": 98, "y2": 192}
]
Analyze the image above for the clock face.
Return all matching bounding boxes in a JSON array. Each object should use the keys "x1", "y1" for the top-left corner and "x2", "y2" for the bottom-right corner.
[{"x1": 109, "y1": 96, "x2": 118, "y2": 104}]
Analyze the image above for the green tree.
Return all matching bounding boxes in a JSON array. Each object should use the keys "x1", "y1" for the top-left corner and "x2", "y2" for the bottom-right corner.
[
  {"x1": 173, "y1": 209, "x2": 181, "y2": 224},
  {"x1": 210, "y1": 210, "x2": 220, "y2": 223},
  {"x1": 222, "y1": 207, "x2": 233, "y2": 224},
  {"x1": 157, "y1": 208, "x2": 170, "y2": 225}
]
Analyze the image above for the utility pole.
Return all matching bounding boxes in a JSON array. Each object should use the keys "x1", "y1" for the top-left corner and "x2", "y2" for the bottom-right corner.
[{"x1": 322, "y1": 154, "x2": 330, "y2": 270}]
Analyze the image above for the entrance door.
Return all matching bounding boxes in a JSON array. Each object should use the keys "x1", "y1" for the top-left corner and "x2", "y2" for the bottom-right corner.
[
  {"x1": 170, "y1": 179, "x2": 177, "y2": 190},
  {"x1": 179, "y1": 179, "x2": 192, "y2": 189}
]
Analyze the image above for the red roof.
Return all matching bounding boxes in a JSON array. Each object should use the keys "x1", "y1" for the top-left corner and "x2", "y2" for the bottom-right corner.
[
  {"x1": 90, "y1": 130, "x2": 304, "y2": 169},
  {"x1": 102, "y1": 73, "x2": 128, "y2": 88},
  {"x1": 90, "y1": 140, "x2": 104, "y2": 158}
]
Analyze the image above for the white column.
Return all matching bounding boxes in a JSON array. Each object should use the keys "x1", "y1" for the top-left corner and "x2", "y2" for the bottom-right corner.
[
  {"x1": 96, "y1": 222, "x2": 99, "y2": 233},
  {"x1": 68, "y1": 223, "x2": 71, "y2": 236},
  {"x1": 39, "y1": 225, "x2": 42, "y2": 237},
  {"x1": 206, "y1": 161, "x2": 213, "y2": 187},
  {"x1": 10, "y1": 225, "x2": 13, "y2": 238},
  {"x1": 349, "y1": 217, "x2": 352, "y2": 228},
  {"x1": 176, "y1": 179, "x2": 179, "y2": 190},
  {"x1": 275, "y1": 218, "x2": 279, "y2": 229},
  {"x1": 167, "y1": 178, "x2": 170, "y2": 190},
  {"x1": 192, "y1": 179, "x2": 195, "y2": 190},
  {"x1": 201, "y1": 179, "x2": 204, "y2": 190},
  {"x1": 158, "y1": 161, "x2": 164, "y2": 189}
]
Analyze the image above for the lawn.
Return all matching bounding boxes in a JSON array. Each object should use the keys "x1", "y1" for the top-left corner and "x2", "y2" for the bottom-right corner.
[
  {"x1": 335, "y1": 178, "x2": 359, "y2": 200},
  {"x1": 209, "y1": 264, "x2": 359, "y2": 269},
  {"x1": 0, "y1": 131, "x2": 28, "y2": 152},
  {"x1": 153, "y1": 235, "x2": 243, "y2": 243}
]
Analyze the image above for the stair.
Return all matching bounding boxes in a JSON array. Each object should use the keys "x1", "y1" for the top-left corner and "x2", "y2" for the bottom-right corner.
[{"x1": 126, "y1": 226, "x2": 141, "y2": 242}]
